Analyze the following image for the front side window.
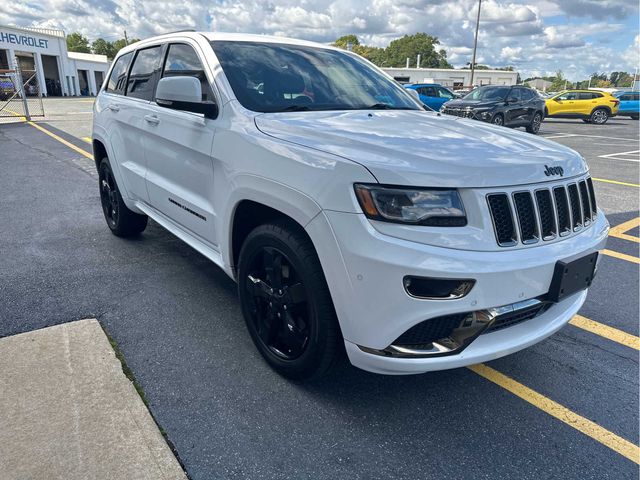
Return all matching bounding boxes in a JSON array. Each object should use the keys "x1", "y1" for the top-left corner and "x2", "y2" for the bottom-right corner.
[
  {"x1": 105, "y1": 52, "x2": 133, "y2": 95},
  {"x1": 464, "y1": 86, "x2": 510, "y2": 101},
  {"x1": 126, "y1": 46, "x2": 163, "y2": 101},
  {"x1": 437, "y1": 87, "x2": 454, "y2": 99},
  {"x1": 162, "y1": 43, "x2": 214, "y2": 102},
  {"x1": 211, "y1": 41, "x2": 419, "y2": 113},
  {"x1": 556, "y1": 92, "x2": 578, "y2": 101}
]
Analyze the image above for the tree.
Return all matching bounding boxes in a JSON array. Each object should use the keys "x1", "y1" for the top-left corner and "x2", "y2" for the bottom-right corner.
[
  {"x1": 383, "y1": 33, "x2": 451, "y2": 68},
  {"x1": 333, "y1": 34, "x2": 360, "y2": 50},
  {"x1": 66, "y1": 32, "x2": 91, "y2": 53},
  {"x1": 549, "y1": 70, "x2": 568, "y2": 91},
  {"x1": 610, "y1": 71, "x2": 633, "y2": 87},
  {"x1": 91, "y1": 38, "x2": 117, "y2": 60}
]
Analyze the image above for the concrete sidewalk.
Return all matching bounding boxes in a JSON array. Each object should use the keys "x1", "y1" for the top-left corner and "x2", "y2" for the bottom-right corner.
[{"x1": 0, "y1": 320, "x2": 187, "y2": 480}]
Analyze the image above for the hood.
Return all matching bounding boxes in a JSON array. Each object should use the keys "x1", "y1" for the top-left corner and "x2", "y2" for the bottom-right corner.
[
  {"x1": 254, "y1": 110, "x2": 588, "y2": 188},
  {"x1": 444, "y1": 99, "x2": 499, "y2": 109}
]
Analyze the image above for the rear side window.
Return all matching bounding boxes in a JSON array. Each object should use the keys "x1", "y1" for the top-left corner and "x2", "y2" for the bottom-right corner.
[
  {"x1": 520, "y1": 89, "x2": 534, "y2": 100},
  {"x1": 509, "y1": 88, "x2": 522, "y2": 101},
  {"x1": 105, "y1": 52, "x2": 133, "y2": 95},
  {"x1": 634, "y1": 94, "x2": 640, "y2": 101},
  {"x1": 126, "y1": 46, "x2": 163, "y2": 101},
  {"x1": 162, "y1": 43, "x2": 214, "y2": 102},
  {"x1": 619, "y1": 94, "x2": 630, "y2": 101}
]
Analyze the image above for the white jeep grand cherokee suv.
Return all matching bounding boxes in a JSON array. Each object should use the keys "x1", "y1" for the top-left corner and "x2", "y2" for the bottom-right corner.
[{"x1": 92, "y1": 32, "x2": 609, "y2": 380}]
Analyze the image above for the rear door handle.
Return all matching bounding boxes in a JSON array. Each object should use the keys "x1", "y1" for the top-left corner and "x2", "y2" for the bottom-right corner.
[
  {"x1": 144, "y1": 114, "x2": 160, "y2": 125},
  {"x1": 107, "y1": 104, "x2": 120, "y2": 112}
]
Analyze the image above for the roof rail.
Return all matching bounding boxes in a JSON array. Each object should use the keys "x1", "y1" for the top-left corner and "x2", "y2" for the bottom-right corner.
[{"x1": 163, "y1": 29, "x2": 197, "y2": 34}]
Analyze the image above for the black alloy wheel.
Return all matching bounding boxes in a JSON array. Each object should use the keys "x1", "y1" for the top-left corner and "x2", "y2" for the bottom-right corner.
[
  {"x1": 98, "y1": 158, "x2": 148, "y2": 237},
  {"x1": 492, "y1": 114, "x2": 504, "y2": 126},
  {"x1": 527, "y1": 112, "x2": 542, "y2": 134},
  {"x1": 238, "y1": 221, "x2": 341, "y2": 380}
]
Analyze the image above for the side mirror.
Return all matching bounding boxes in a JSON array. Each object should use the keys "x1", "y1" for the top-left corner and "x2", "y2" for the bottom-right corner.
[
  {"x1": 156, "y1": 76, "x2": 218, "y2": 119},
  {"x1": 506, "y1": 96, "x2": 518, "y2": 104},
  {"x1": 406, "y1": 88, "x2": 421, "y2": 103},
  {"x1": 554, "y1": 98, "x2": 562, "y2": 102}
]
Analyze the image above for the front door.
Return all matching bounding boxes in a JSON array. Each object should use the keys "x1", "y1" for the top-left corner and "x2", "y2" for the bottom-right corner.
[
  {"x1": 551, "y1": 91, "x2": 579, "y2": 116},
  {"x1": 143, "y1": 42, "x2": 218, "y2": 245}
]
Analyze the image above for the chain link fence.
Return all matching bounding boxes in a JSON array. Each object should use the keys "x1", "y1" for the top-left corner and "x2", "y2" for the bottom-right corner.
[{"x1": 0, "y1": 59, "x2": 45, "y2": 121}]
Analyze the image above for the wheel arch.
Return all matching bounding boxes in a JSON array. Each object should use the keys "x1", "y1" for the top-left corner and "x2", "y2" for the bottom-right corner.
[{"x1": 591, "y1": 105, "x2": 612, "y2": 115}]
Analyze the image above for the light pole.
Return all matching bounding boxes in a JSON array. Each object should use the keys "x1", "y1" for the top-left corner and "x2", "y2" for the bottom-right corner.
[{"x1": 469, "y1": 0, "x2": 482, "y2": 88}]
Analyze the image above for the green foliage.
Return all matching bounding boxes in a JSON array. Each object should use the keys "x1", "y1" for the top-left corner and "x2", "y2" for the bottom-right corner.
[
  {"x1": 66, "y1": 32, "x2": 91, "y2": 53},
  {"x1": 332, "y1": 33, "x2": 451, "y2": 68},
  {"x1": 91, "y1": 38, "x2": 117, "y2": 59}
]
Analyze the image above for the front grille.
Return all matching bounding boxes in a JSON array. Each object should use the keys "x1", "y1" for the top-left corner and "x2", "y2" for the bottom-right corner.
[
  {"x1": 485, "y1": 302, "x2": 550, "y2": 333},
  {"x1": 393, "y1": 313, "x2": 466, "y2": 348},
  {"x1": 488, "y1": 176, "x2": 596, "y2": 247},
  {"x1": 443, "y1": 107, "x2": 474, "y2": 118}
]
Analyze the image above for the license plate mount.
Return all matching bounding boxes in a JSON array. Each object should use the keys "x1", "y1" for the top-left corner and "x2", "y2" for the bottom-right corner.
[{"x1": 547, "y1": 252, "x2": 598, "y2": 303}]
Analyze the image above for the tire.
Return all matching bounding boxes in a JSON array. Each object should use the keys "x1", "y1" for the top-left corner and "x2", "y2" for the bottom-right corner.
[
  {"x1": 526, "y1": 112, "x2": 542, "y2": 134},
  {"x1": 492, "y1": 114, "x2": 504, "y2": 126},
  {"x1": 590, "y1": 108, "x2": 609, "y2": 124},
  {"x1": 237, "y1": 220, "x2": 342, "y2": 381},
  {"x1": 98, "y1": 158, "x2": 148, "y2": 237}
]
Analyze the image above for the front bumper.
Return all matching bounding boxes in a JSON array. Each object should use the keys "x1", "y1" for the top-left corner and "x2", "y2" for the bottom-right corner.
[{"x1": 306, "y1": 210, "x2": 609, "y2": 375}]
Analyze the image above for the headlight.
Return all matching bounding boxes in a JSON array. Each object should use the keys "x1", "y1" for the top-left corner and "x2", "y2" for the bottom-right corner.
[{"x1": 354, "y1": 184, "x2": 467, "y2": 226}]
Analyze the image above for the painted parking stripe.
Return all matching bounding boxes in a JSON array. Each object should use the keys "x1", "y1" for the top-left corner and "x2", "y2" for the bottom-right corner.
[
  {"x1": 569, "y1": 315, "x2": 639, "y2": 350},
  {"x1": 602, "y1": 249, "x2": 640, "y2": 264},
  {"x1": 609, "y1": 217, "x2": 640, "y2": 243},
  {"x1": 599, "y1": 150, "x2": 640, "y2": 158},
  {"x1": 469, "y1": 363, "x2": 640, "y2": 464},
  {"x1": 82, "y1": 137, "x2": 92, "y2": 144},
  {"x1": 26, "y1": 122, "x2": 93, "y2": 160},
  {"x1": 592, "y1": 178, "x2": 640, "y2": 188}
]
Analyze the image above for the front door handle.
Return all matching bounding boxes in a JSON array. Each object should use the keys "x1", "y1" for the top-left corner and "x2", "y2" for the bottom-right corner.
[
  {"x1": 107, "y1": 104, "x2": 120, "y2": 112},
  {"x1": 144, "y1": 114, "x2": 160, "y2": 125}
]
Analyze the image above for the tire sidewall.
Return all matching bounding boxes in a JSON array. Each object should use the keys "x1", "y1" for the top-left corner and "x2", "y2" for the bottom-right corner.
[
  {"x1": 237, "y1": 224, "x2": 336, "y2": 379},
  {"x1": 492, "y1": 114, "x2": 504, "y2": 126},
  {"x1": 591, "y1": 108, "x2": 609, "y2": 124}
]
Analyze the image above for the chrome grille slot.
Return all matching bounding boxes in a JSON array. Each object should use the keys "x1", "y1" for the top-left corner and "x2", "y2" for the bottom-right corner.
[
  {"x1": 535, "y1": 189, "x2": 556, "y2": 240},
  {"x1": 553, "y1": 186, "x2": 571, "y2": 236},
  {"x1": 578, "y1": 180, "x2": 591, "y2": 225},
  {"x1": 487, "y1": 176, "x2": 596, "y2": 247},
  {"x1": 586, "y1": 177, "x2": 597, "y2": 219},
  {"x1": 487, "y1": 194, "x2": 517, "y2": 246},
  {"x1": 512, "y1": 192, "x2": 538, "y2": 243},
  {"x1": 567, "y1": 183, "x2": 582, "y2": 230}
]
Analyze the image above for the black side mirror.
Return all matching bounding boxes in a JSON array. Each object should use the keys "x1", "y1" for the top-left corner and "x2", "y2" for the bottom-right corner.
[{"x1": 506, "y1": 97, "x2": 518, "y2": 104}]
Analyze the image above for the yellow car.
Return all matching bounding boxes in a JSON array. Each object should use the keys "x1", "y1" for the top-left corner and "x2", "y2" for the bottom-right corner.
[{"x1": 545, "y1": 90, "x2": 620, "y2": 124}]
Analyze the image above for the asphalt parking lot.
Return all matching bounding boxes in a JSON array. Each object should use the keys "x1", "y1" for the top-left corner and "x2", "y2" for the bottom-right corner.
[{"x1": 1, "y1": 98, "x2": 638, "y2": 479}]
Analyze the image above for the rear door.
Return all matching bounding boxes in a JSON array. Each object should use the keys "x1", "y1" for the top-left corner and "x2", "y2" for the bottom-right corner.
[
  {"x1": 519, "y1": 88, "x2": 537, "y2": 122},
  {"x1": 578, "y1": 91, "x2": 600, "y2": 115},
  {"x1": 504, "y1": 87, "x2": 523, "y2": 125},
  {"x1": 143, "y1": 41, "x2": 218, "y2": 244}
]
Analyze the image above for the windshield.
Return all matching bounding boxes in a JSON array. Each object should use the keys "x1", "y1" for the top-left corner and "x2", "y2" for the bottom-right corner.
[
  {"x1": 211, "y1": 41, "x2": 420, "y2": 113},
  {"x1": 463, "y1": 86, "x2": 510, "y2": 101}
]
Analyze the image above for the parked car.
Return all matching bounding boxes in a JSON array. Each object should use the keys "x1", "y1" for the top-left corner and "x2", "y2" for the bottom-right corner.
[
  {"x1": 403, "y1": 83, "x2": 455, "y2": 111},
  {"x1": 614, "y1": 91, "x2": 639, "y2": 120},
  {"x1": 440, "y1": 85, "x2": 545, "y2": 134},
  {"x1": 93, "y1": 32, "x2": 608, "y2": 380},
  {"x1": 544, "y1": 90, "x2": 620, "y2": 124}
]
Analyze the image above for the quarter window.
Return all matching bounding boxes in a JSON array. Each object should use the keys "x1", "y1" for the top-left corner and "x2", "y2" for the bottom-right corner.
[
  {"x1": 126, "y1": 46, "x2": 163, "y2": 101},
  {"x1": 105, "y1": 52, "x2": 133, "y2": 95},
  {"x1": 162, "y1": 43, "x2": 214, "y2": 102}
]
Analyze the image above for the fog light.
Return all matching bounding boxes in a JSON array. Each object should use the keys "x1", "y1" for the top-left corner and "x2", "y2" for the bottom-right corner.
[{"x1": 403, "y1": 276, "x2": 475, "y2": 299}]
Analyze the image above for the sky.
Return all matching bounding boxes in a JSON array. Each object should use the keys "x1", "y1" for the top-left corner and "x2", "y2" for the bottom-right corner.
[{"x1": 3, "y1": 0, "x2": 639, "y2": 80}]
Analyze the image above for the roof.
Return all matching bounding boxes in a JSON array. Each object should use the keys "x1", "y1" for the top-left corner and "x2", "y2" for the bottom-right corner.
[{"x1": 67, "y1": 51, "x2": 109, "y2": 63}]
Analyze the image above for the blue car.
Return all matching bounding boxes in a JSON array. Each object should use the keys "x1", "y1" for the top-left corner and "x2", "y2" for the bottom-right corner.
[
  {"x1": 614, "y1": 91, "x2": 639, "y2": 120},
  {"x1": 403, "y1": 83, "x2": 456, "y2": 111}
]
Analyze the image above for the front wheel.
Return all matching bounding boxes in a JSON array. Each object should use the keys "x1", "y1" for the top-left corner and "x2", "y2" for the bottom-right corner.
[
  {"x1": 526, "y1": 112, "x2": 542, "y2": 134},
  {"x1": 590, "y1": 108, "x2": 609, "y2": 124},
  {"x1": 98, "y1": 158, "x2": 148, "y2": 237},
  {"x1": 237, "y1": 221, "x2": 342, "y2": 381},
  {"x1": 492, "y1": 114, "x2": 504, "y2": 126}
]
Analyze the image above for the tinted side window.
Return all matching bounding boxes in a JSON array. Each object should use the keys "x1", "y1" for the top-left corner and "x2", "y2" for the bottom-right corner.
[
  {"x1": 162, "y1": 43, "x2": 214, "y2": 102},
  {"x1": 126, "y1": 46, "x2": 163, "y2": 101},
  {"x1": 557, "y1": 92, "x2": 578, "y2": 100},
  {"x1": 578, "y1": 92, "x2": 593, "y2": 100},
  {"x1": 520, "y1": 89, "x2": 534, "y2": 100},
  {"x1": 424, "y1": 87, "x2": 437, "y2": 97},
  {"x1": 618, "y1": 94, "x2": 630, "y2": 101},
  {"x1": 509, "y1": 88, "x2": 522, "y2": 101},
  {"x1": 106, "y1": 52, "x2": 133, "y2": 95},
  {"x1": 634, "y1": 94, "x2": 640, "y2": 101}
]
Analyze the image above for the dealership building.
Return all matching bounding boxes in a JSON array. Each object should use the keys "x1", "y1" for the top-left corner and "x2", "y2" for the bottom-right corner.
[
  {"x1": 0, "y1": 24, "x2": 109, "y2": 96},
  {"x1": 382, "y1": 67, "x2": 519, "y2": 89}
]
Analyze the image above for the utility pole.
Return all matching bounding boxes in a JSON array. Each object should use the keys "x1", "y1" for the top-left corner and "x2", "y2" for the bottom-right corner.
[
  {"x1": 124, "y1": 30, "x2": 129, "y2": 46},
  {"x1": 469, "y1": 0, "x2": 482, "y2": 88}
]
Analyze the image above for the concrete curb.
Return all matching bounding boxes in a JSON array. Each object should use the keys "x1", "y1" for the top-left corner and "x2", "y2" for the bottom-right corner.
[{"x1": 0, "y1": 319, "x2": 187, "y2": 480}]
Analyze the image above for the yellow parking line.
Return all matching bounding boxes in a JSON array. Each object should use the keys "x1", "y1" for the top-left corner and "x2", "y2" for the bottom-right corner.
[
  {"x1": 602, "y1": 249, "x2": 640, "y2": 264},
  {"x1": 26, "y1": 122, "x2": 93, "y2": 160},
  {"x1": 468, "y1": 364, "x2": 640, "y2": 464},
  {"x1": 592, "y1": 177, "x2": 640, "y2": 188},
  {"x1": 569, "y1": 315, "x2": 640, "y2": 350},
  {"x1": 82, "y1": 136, "x2": 92, "y2": 144},
  {"x1": 609, "y1": 218, "x2": 640, "y2": 243}
]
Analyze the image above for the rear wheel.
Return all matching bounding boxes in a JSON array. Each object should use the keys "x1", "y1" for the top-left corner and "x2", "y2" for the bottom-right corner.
[
  {"x1": 631, "y1": 114, "x2": 639, "y2": 120},
  {"x1": 590, "y1": 108, "x2": 609, "y2": 124},
  {"x1": 98, "y1": 158, "x2": 147, "y2": 237},
  {"x1": 237, "y1": 221, "x2": 342, "y2": 381},
  {"x1": 492, "y1": 114, "x2": 504, "y2": 126},
  {"x1": 526, "y1": 112, "x2": 542, "y2": 134}
]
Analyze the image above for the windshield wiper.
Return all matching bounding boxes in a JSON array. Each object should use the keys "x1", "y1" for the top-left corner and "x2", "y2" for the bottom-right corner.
[{"x1": 367, "y1": 103, "x2": 394, "y2": 109}]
